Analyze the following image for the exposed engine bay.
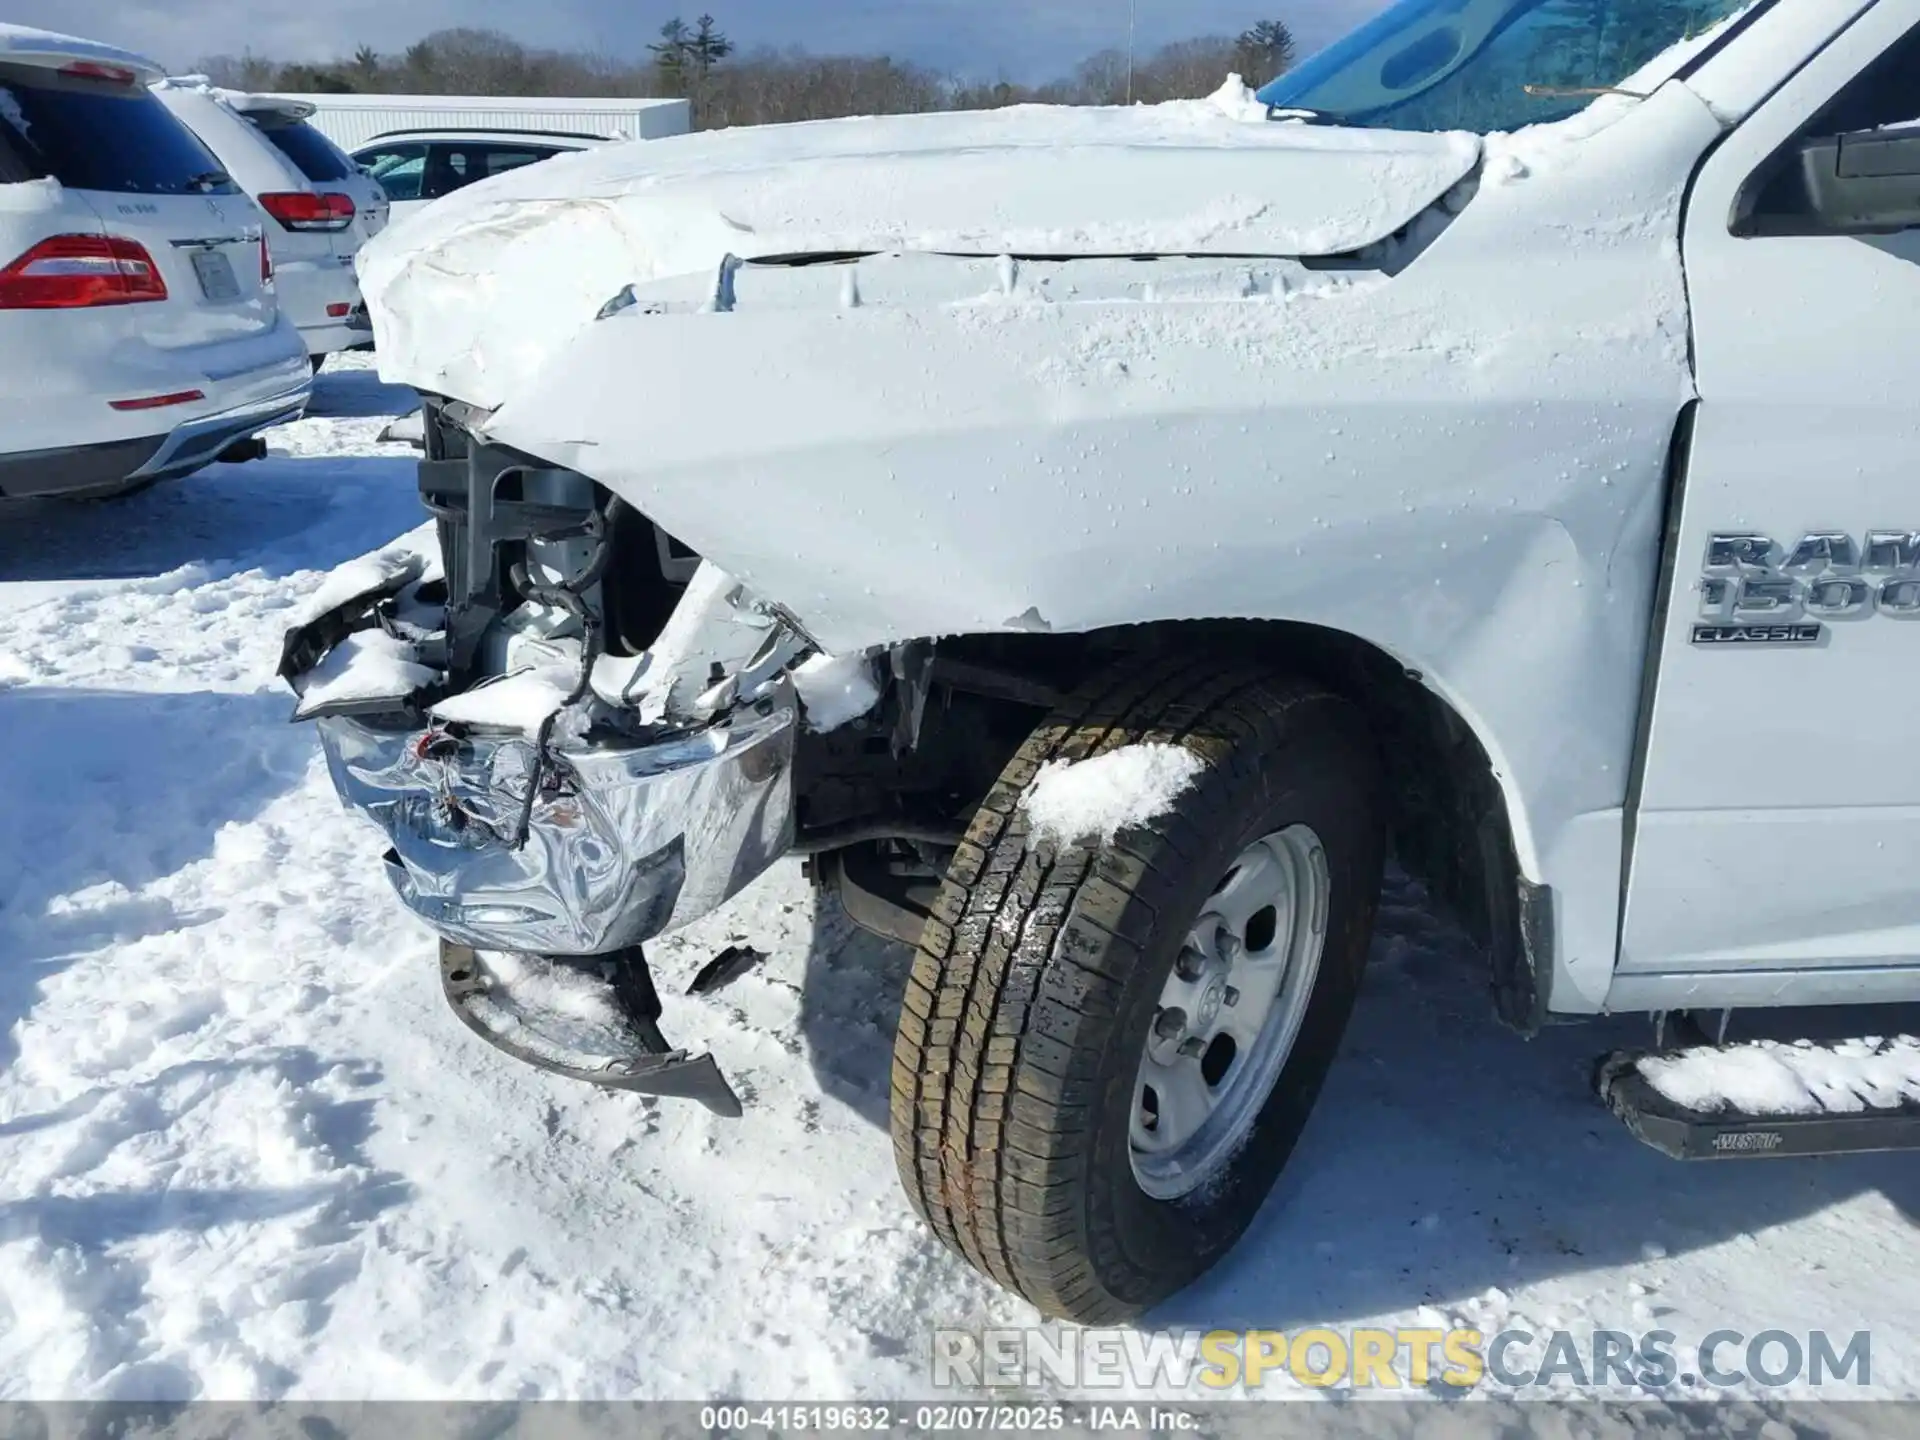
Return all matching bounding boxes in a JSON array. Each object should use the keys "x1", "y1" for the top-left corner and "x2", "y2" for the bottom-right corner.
[{"x1": 277, "y1": 397, "x2": 1070, "y2": 1109}]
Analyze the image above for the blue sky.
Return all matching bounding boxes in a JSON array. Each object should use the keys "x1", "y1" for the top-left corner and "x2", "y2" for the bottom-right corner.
[{"x1": 18, "y1": 0, "x2": 1387, "y2": 81}]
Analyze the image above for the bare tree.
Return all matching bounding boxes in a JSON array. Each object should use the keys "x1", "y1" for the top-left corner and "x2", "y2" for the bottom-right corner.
[
  {"x1": 400, "y1": 40, "x2": 436, "y2": 89},
  {"x1": 1072, "y1": 49, "x2": 1133, "y2": 106},
  {"x1": 197, "y1": 51, "x2": 280, "y2": 90},
  {"x1": 1130, "y1": 37, "x2": 1239, "y2": 103}
]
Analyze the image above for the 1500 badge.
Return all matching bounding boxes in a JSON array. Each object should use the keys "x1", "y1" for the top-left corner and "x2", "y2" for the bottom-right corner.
[{"x1": 1692, "y1": 530, "x2": 1920, "y2": 645}]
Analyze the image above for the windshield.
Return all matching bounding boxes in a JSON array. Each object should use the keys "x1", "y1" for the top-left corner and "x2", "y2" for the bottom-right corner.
[{"x1": 1258, "y1": 0, "x2": 1756, "y2": 133}]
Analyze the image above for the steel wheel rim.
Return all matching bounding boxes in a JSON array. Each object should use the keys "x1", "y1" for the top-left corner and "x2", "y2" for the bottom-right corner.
[{"x1": 1129, "y1": 824, "x2": 1330, "y2": 1201}]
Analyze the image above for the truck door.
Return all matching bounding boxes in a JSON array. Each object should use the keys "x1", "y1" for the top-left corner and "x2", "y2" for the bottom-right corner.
[{"x1": 1620, "y1": 3, "x2": 1920, "y2": 999}]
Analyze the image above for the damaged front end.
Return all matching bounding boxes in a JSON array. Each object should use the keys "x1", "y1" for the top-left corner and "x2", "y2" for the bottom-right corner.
[{"x1": 279, "y1": 400, "x2": 832, "y2": 1114}]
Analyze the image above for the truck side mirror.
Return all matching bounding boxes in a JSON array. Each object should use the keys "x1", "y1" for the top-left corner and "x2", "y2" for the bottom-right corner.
[{"x1": 1770, "y1": 122, "x2": 1920, "y2": 236}]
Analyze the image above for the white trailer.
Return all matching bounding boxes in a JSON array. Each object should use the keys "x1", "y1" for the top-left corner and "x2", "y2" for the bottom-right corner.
[{"x1": 268, "y1": 93, "x2": 690, "y2": 151}]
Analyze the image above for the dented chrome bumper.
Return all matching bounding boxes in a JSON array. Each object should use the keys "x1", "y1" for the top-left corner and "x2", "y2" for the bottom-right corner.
[
  {"x1": 316, "y1": 699, "x2": 796, "y2": 957},
  {"x1": 281, "y1": 396, "x2": 819, "y2": 965}
]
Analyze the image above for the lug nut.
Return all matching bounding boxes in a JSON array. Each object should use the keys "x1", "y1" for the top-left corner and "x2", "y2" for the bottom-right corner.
[{"x1": 1223, "y1": 986, "x2": 1241, "y2": 1008}]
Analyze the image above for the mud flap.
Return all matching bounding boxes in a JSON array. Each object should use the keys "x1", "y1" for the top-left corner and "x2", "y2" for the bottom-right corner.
[
  {"x1": 439, "y1": 942, "x2": 743, "y2": 1117},
  {"x1": 1596, "y1": 1049, "x2": 1920, "y2": 1160}
]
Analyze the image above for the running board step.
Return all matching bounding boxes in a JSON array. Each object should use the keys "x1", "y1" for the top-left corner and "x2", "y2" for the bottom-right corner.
[
  {"x1": 1596, "y1": 1037, "x2": 1920, "y2": 1160},
  {"x1": 440, "y1": 941, "x2": 743, "y2": 1117}
]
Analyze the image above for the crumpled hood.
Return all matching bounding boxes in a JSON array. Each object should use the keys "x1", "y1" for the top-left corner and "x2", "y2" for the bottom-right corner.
[{"x1": 359, "y1": 91, "x2": 1481, "y2": 409}]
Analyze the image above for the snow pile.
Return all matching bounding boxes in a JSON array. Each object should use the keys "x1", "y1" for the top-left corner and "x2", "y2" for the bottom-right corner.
[
  {"x1": 1639, "y1": 1037, "x2": 1920, "y2": 1117},
  {"x1": 469, "y1": 950, "x2": 643, "y2": 1068},
  {"x1": 0, "y1": 175, "x2": 62, "y2": 211},
  {"x1": 1021, "y1": 742, "x2": 1206, "y2": 848},
  {"x1": 1207, "y1": 74, "x2": 1271, "y2": 125},
  {"x1": 792, "y1": 652, "x2": 883, "y2": 732},
  {"x1": 152, "y1": 74, "x2": 221, "y2": 98},
  {"x1": 380, "y1": 413, "x2": 426, "y2": 447},
  {"x1": 292, "y1": 543, "x2": 429, "y2": 628},
  {"x1": 292, "y1": 628, "x2": 436, "y2": 720},
  {"x1": 431, "y1": 667, "x2": 577, "y2": 733},
  {"x1": 588, "y1": 563, "x2": 782, "y2": 725}
]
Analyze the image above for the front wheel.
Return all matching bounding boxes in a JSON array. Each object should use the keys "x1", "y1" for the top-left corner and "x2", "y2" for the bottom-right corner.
[{"x1": 889, "y1": 657, "x2": 1385, "y2": 1323}]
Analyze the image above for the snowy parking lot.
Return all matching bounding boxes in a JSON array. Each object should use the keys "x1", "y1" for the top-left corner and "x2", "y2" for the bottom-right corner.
[{"x1": 0, "y1": 356, "x2": 1917, "y2": 1402}]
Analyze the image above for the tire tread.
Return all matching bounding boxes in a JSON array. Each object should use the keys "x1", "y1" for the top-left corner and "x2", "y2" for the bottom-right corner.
[{"x1": 890, "y1": 651, "x2": 1368, "y2": 1321}]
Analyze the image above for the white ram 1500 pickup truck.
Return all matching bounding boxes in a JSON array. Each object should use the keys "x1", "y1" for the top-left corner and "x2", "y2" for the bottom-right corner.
[{"x1": 281, "y1": 0, "x2": 1920, "y2": 1322}]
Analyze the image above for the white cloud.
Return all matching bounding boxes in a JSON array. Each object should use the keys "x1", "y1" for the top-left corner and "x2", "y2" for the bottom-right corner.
[{"x1": 9, "y1": 0, "x2": 1384, "y2": 81}]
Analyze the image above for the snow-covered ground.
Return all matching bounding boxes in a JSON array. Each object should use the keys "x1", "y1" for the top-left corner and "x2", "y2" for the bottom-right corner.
[{"x1": 0, "y1": 356, "x2": 1917, "y2": 1403}]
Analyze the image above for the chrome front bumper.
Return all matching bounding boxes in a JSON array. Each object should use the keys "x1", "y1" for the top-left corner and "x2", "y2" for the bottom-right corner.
[
  {"x1": 286, "y1": 407, "x2": 808, "y2": 966},
  {"x1": 317, "y1": 699, "x2": 796, "y2": 957}
]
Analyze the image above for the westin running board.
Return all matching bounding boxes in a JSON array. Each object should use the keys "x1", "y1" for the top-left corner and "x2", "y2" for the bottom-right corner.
[
  {"x1": 440, "y1": 942, "x2": 743, "y2": 1117},
  {"x1": 1596, "y1": 1037, "x2": 1920, "y2": 1160}
]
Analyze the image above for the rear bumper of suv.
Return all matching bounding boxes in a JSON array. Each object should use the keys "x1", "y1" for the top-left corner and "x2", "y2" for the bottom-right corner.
[
  {"x1": 276, "y1": 256, "x2": 372, "y2": 358},
  {"x1": 299, "y1": 311, "x2": 375, "y2": 361},
  {"x1": 133, "y1": 384, "x2": 312, "y2": 479},
  {"x1": 0, "y1": 435, "x2": 165, "y2": 500},
  {"x1": 0, "y1": 384, "x2": 311, "y2": 499}
]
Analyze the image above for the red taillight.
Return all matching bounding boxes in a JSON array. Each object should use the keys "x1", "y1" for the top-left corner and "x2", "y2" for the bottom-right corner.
[
  {"x1": 257, "y1": 192, "x2": 355, "y2": 232},
  {"x1": 325, "y1": 302, "x2": 351, "y2": 317},
  {"x1": 60, "y1": 61, "x2": 139, "y2": 85},
  {"x1": 0, "y1": 234, "x2": 167, "y2": 309},
  {"x1": 109, "y1": 389, "x2": 205, "y2": 412},
  {"x1": 260, "y1": 234, "x2": 273, "y2": 285}
]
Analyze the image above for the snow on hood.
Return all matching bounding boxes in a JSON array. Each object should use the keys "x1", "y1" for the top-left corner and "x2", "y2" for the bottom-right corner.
[{"x1": 359, "y1": 94, "x2": 1481, "y2": 409}]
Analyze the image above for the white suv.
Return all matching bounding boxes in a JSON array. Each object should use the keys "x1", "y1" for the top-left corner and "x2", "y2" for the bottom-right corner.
[
  {"x1": 0, "y1": 25, "x2": 310, "y2": 501},
  {"x1": 156, "y1": 82, "x2": 389, "y2": 366},
  {"x1": 351, "y1": 130, "x2": 608, "y2": 224}
]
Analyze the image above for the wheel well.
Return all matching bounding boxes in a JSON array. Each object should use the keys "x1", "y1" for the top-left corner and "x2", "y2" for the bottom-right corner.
[{"x1": 920, "y1": 619, "x2": 1548, "y2": 1034}]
